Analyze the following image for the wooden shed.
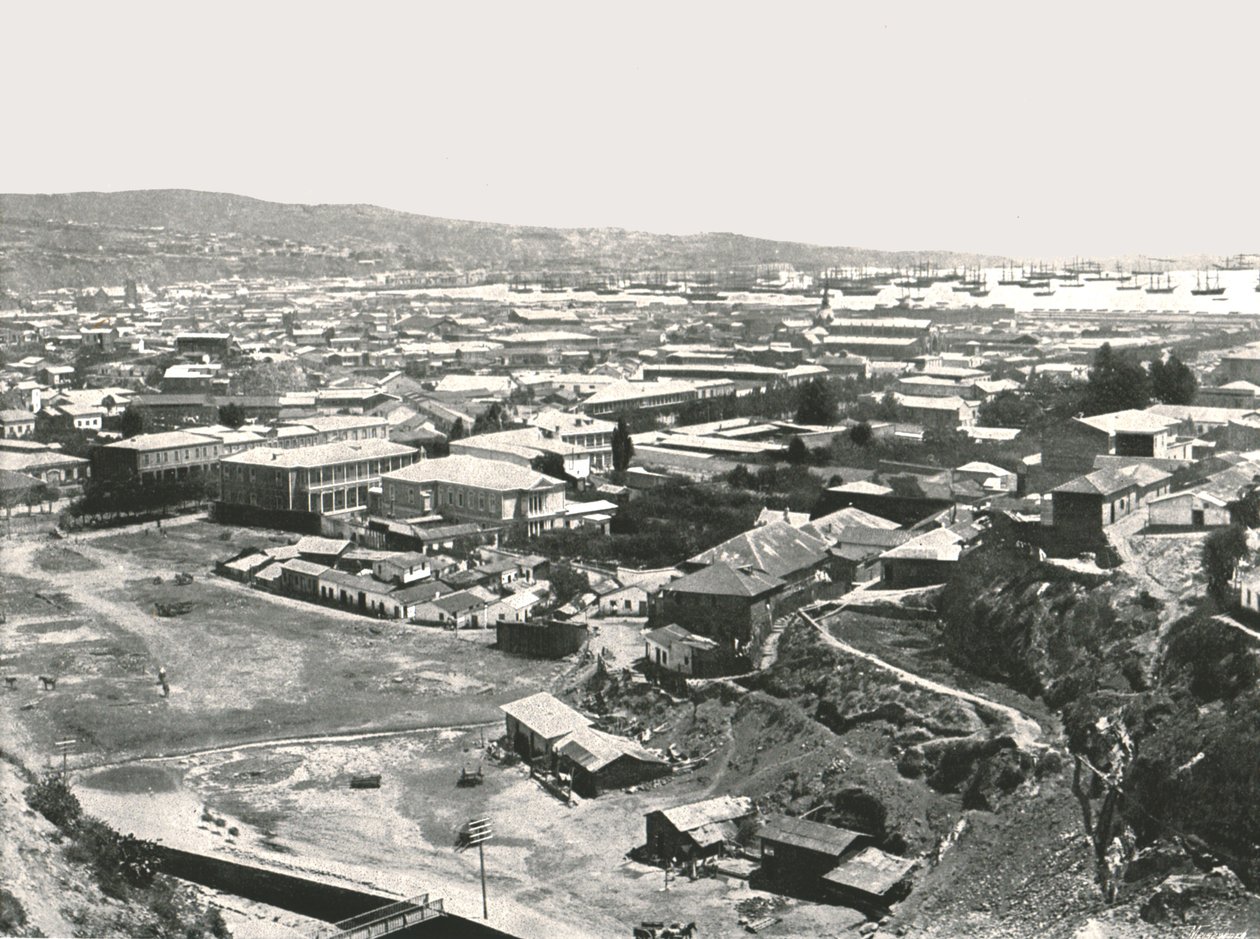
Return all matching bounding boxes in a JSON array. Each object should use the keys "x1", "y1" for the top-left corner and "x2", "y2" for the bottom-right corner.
[
  {"x1": 553, "y1": 725, "x2": 670, "y2": 797},
  {"x1": 499, "y1": 691, "x2": 591, "y2": 760},
  {"x1": 758, "y1": 816, "x2": 870, "y2": 886},
  {"x1": 644, "y1": 795, "x2": 755, "y2": 864},
  {"x1": 821, "y1": 846, "x2": 917, "y2": 911}
]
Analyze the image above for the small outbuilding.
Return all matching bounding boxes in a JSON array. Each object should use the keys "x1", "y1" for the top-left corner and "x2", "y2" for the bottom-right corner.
[
  {"x1": 644, "y1": 795, "x2": 756, "y2": 864},
  {"x1": 553, "y1": 725, "x2": 670, "y2": 797},
  {"x1": 499, "y1": 691, "x2": 591, "y2": 760},
  {"x1": 821, "y1": 846, "x2": 917, "y2": 910},
  {"x1": 758, "y1": 816, "x2": 870, "y2": 886}
]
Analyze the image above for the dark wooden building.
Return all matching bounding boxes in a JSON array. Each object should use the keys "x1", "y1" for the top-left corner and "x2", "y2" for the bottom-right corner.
[
  {"x1": 643, "y1": 795, "x2": 756, "y2": 864},
  {"x1": 554, "y1": 725, "x2": 670, "y2": 797},
  {"x1": 758, "y1": 816, "x2": 870, "y2": 887}
]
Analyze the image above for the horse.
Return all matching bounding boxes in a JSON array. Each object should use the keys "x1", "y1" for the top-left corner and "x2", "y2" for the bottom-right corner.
[{"x1": 38, "y1": 675, "x2": 57, "y2": 691}]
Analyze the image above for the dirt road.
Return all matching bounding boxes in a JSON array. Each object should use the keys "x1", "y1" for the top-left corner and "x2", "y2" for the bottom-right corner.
[{"x1": 801, "y1": 609, "x2": 1045, "y2": 749}]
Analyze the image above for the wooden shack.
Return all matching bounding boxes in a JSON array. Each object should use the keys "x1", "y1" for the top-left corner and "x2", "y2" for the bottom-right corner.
[
  {"x1": 643, "y1": 795, "x2": 755, "y2": 864},
  {"x1": 758, "y1": 816, "x2": 870, "y2": 886}
]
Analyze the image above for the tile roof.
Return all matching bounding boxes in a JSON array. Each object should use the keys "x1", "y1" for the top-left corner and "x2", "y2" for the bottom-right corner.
[
  {"x1": 663, "y1": 561, "x2": 782, "y2": 598},
  {"x1": 499, "y1": 691, "x2": 591, "y2": 740},
  {"x1": 1076, "y1": 409, "x2": 1179, "y2": 435},
  {"x1": 384, "y1": 454, "x2": 564, "y2": 492},
  {"x1": 654, "y1": 795, "x2": 755, "y2": 832},
  {"x1": 687, "y1": 520, "x2": 832, "y2": 581},
  {"x1": 1052, "y1": 462, "x2": 1172, "y2": 497},
  {"x1": 222, "y1": 438, "x2": 415, "y2": 468}
]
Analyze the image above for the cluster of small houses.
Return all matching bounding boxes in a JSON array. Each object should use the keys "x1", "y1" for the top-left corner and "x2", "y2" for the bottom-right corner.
[{"x1": 498, "y1": 691, "x2": 915, "y2": 913}]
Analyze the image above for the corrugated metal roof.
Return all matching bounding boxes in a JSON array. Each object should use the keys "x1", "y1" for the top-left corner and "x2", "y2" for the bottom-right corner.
[
  {"x1": 759, "y1": 816, "x2": 865, "y2": 857},
  {"x1": 822, "y1": 847, "x2": 916, "y2": 895}
]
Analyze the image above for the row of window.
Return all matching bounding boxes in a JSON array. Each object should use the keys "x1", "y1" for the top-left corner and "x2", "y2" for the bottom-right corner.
[{"x1": 140, "y1": 446, "x2": 219, "y2": 467}]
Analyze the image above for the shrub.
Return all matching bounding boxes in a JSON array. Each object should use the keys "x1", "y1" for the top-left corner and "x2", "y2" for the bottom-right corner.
[
  {"x1": 25, "y1": 773, "x2": 82, "y2": 831},
  {"x1": 0, "y1": 887, "x2": 32, "y2": 935}
]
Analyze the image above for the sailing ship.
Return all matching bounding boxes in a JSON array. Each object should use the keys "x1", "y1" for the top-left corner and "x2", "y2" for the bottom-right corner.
[
  {"x1": 1190, "y1": 270, "x2": 1226, "y2": 296},
  {"x1": 997, "y1": 262, "x2": 1023, "y2": 286},
  {"x1": 1145, "y1": 273, "x2": 1176, "y2": 294},
  {"x1": 1215, "y1": 254, "x2": 1255, "y2": 271}
]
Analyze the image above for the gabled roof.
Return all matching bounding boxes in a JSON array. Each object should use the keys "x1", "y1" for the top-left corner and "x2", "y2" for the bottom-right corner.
[
  {"x1": 499, "y1": 691, "x2": 591, "y2": 740},
  {"x1": 1052, "y1": 462, "x2": 1172, "y2": 497},
  {"x1": 555, "y1": 725, "x2": 666, "y2": 773},
  {"x1": 662, "y1": 561, "x2": 781, "y2": 599},
  {"x1": 759, "y1": 816, "x2": 867, "y2": 857},
  {"x1": 1076, "y1": 409, "x2": 1179, "y2": 435},
  {"x1": 643, "y1": 623, "x2": 720, "y2": 651},
  {"x1": 384, "y1": 455, "x2": 563, "y2": 492},
  {"x1": 653, "y1": 795, "x2": 755, "y2": 832},
  {"x1": 687, "y1": 520, "x2": 832, "y2": 581}
]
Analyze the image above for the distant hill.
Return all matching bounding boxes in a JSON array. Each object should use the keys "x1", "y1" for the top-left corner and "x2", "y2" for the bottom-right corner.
[{"x1": 0, "y1": 189, "x2": 1000, "y2": 294}]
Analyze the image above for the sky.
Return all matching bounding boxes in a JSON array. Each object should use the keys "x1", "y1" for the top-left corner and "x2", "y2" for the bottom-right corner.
[{"x1": 5, "y1": 1, "x2": 1259, "y2": 259}]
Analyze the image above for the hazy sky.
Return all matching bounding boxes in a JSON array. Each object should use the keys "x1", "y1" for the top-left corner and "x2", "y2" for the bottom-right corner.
[{"x1": 5, "y1": 1, "x2": 1259, "y2": 258}]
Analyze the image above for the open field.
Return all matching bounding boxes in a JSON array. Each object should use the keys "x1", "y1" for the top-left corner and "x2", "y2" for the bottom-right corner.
[
  {"x1": 0, "y1": 522, "x2": 565, "y2": 765},
  {"x1": 1, "y1": 520, "x2": 857, "y2": 936}
]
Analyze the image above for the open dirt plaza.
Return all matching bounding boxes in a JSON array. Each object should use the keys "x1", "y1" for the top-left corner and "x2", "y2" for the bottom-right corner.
[{"x1": 0, "y1": 519, "x2": 858, "y2": 937}]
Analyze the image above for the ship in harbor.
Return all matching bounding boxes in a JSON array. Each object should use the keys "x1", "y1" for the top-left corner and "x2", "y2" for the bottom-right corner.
[
  {"x1": 1145, "y1": 273, "x2": 1176, "y2": 294},
  {"x1": 1190, "y1": 270, "x2": 1226, "y2": 296}
]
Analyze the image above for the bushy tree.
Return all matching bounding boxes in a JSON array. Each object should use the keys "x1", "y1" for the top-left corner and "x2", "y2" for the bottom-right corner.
[
  {"x1": 1149, "y1": 354, "x2": 1198, "y2": 405},
  {"x1": 978, "y1": 390, "x2": 1042, "y2": 428},
  {"x1": 448, "y1": 418, "x2": 467, "y2": 442},
  {"x1": 786, "y1": 436, "x2": 809, "y2": 465},
  {"x1": 229, "y1": 362, "x2": 308, "y2": 396},
  {"x1": 849, "y1": 421, "x2": 873, "y2": 446},
  {"x1": 118, "y1": 405, "x2": 147, "y2": 438},
  {"x1": 794, "y1": 377, "x2": 839, "y2": 425},
  {"x1": 472, "y1": 402, "x2": 509, "y2": 435},
  {"x1": 1202, "y1": 525, "x2": 1249, "y2": 606},
  {"x1": 217, "y1": 403, "x2": 247, "y2": 428},
  {"x1": 611, "y1": 416, "x2": 634, "y2": 474},
  {"x1": 1081, "y1": 343, "x2": 1151, "y2": 415},
  {"x1": 530, "y1": 452, "x2": 570, "y2": 483}
]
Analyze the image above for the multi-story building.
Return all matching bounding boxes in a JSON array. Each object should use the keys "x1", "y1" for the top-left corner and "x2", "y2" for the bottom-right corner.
[
  {"x1": 94, "y1": 431, "x2": 224, "y2": 483},
  {"x1": 375, "y1": 455, "x2": 568, "y2": 537},
  {"x1": 0, "y1": 410, "x2": 36, "y2": 439},
  {"x1": 219, "y1": 438, "x2": 416, "y2": 517},
  {"x1": 580, "y1": 378, "x2": 735, "y2": 419}
]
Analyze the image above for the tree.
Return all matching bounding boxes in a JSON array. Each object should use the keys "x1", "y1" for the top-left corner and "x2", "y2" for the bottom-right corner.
[
  {"x1": 530, "y1": 452, "x2": 571, "y2": 483},
  {"x1": 1202, "y1": 525, "x2": 1249, "y2": 607},
  {"x1": 978, "y1": 391, "x2": 1042, "y2": 429},
  {"x1": 849, "y1": 421, "x2": 873, "y2": 446},
  {"x1": 217, "y1": 403, "x2": 247, "y2": 428},
  {"x1": 727, "y1": 464, "x2": 753, "y2": 489},
  {"x1": 118, "y1": 405, "x2": 147, "y2": 439},
  {"x1": 611, "y1": 417, "x2": 634, "y2": 474},
  {"x1": 448, "y1": 418, "x2": 467, "y2": 442},
  {"x1": 794, "y1": 377, "x2": 839, "y2": 425},
  {"x1": 1229, "y1": 486, "x2": 1260, "y2": 529},
  {"x1": 547, "y1": 563, "x2": 590, "y2": 608},
  {"x1": 1082, "y1": 343, "x2": 1151, "y2": 415},
  {"x1": 786, "y1": 436, "x2": 809, "y2": 465},
  {"x1": 472, "y1": 402, "x2": 509, "y2": 435},
  {"x1": 1149, "y1": 354, "x2": 1198, "y2": 406}
]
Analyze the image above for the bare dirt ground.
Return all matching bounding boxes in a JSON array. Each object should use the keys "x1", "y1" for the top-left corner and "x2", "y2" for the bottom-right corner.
[{"x1": 1, "y1": 522, "x2": 856, "y2": 937}]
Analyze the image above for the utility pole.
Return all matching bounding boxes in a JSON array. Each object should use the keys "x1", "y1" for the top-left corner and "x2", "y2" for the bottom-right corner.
[
  {"x1": 54, "y1": 739, "x2": 76, "y2": 777},
  {"x1": 462, "y1": 817, "x2": 493, "y2": 920}
]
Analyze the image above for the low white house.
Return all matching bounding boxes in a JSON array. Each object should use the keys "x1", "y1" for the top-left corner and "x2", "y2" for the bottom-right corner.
[
  {"x1": 487, "y1": 590, "x2": 543, "y2": 624},
  {"x1": 1147, "y1": 490, "x2": 1232, "y2": 529}
]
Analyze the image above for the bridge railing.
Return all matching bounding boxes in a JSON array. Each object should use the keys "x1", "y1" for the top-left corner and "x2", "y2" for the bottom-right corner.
[{"x1": 312, "y1": 893, "x2": 444, "y2": 939}]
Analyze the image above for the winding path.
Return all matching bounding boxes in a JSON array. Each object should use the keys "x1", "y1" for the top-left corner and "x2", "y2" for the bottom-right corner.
[{"x1": 800, "y1": 608, "x2": 1045, "y2": 749}]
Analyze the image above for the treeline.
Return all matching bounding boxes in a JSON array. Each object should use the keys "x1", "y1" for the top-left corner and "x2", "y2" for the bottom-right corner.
[
  {"x1": 977, "y1": 344, "x2": 1198, "y2": 433},
  {"x1": 64, "y1": 476, "x2": 214, "y2": 526}
]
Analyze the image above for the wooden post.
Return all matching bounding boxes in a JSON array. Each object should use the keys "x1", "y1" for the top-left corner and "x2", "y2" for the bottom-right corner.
[{"x1": 479, "y1": 842, "x2": 488, "y2": 920}]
